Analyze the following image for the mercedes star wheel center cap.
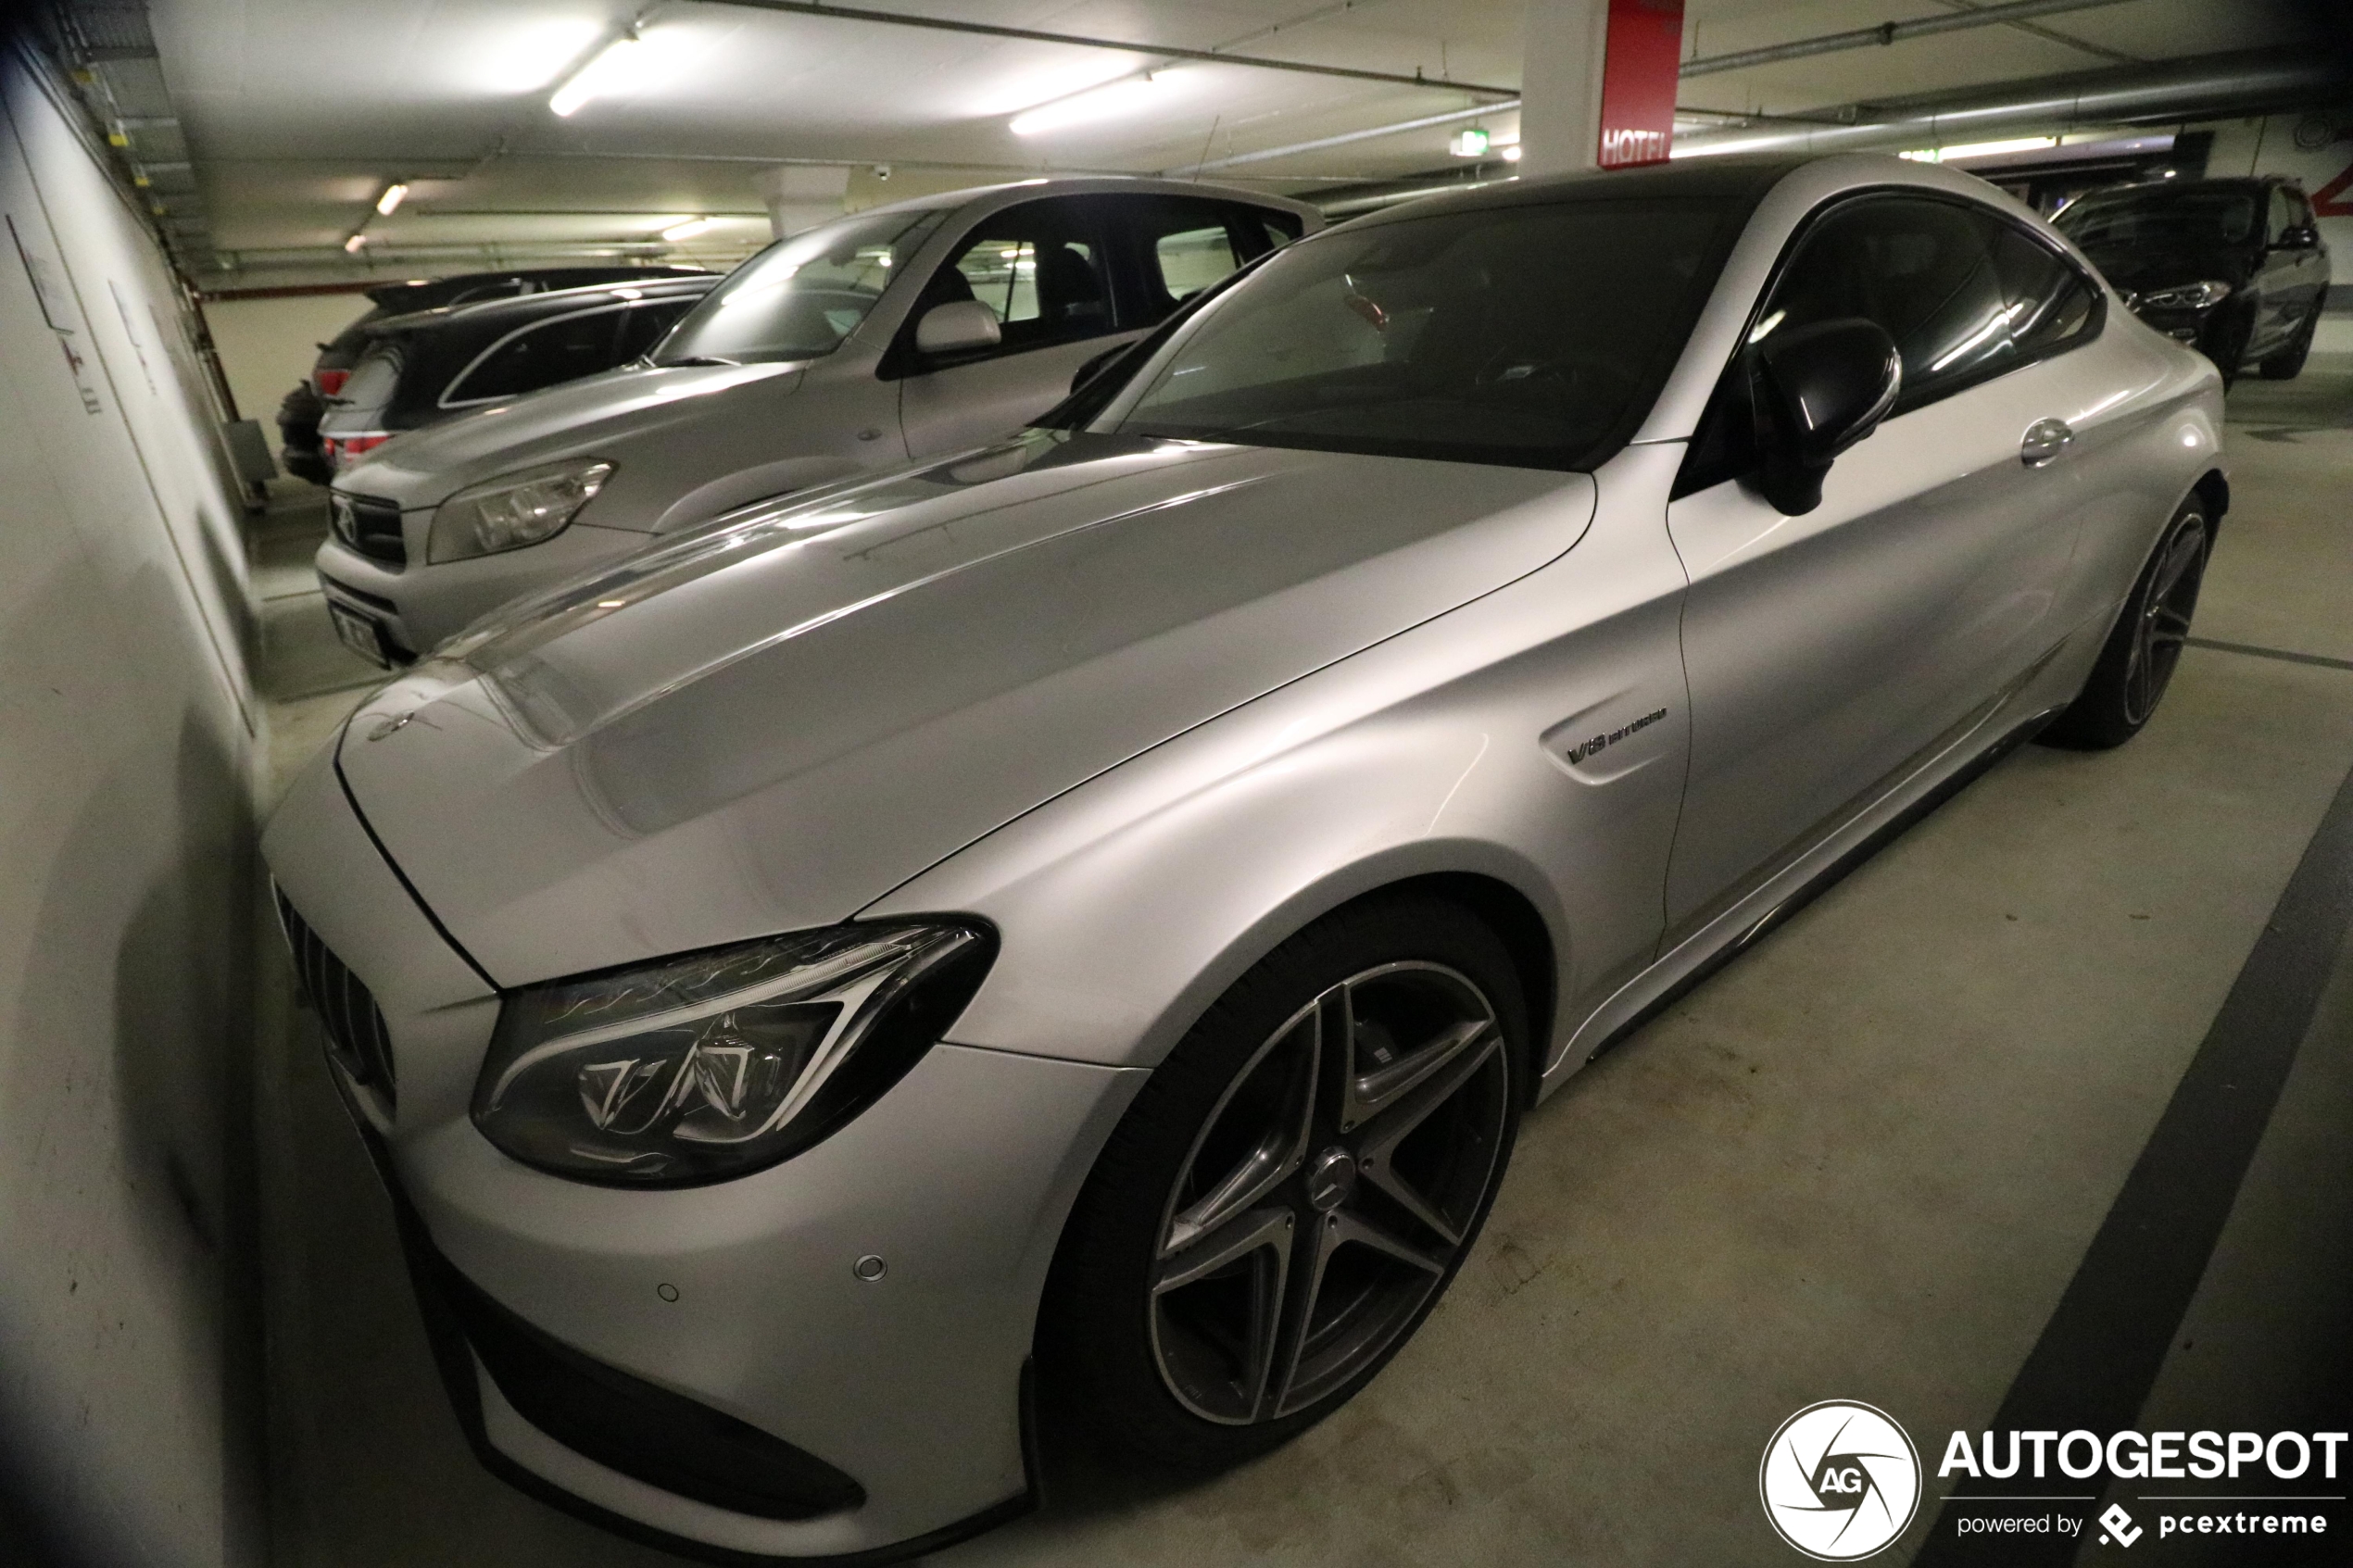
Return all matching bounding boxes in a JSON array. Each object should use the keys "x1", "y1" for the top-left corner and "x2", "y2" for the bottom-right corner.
[{"x1": 1306, "y1": 1147, "x2": 1358, "y2": 1211}]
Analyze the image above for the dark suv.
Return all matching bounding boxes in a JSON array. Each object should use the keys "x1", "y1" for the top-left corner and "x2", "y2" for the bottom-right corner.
[
  {"x1": 2054, "y1": 175, "x2": 2330, "y2": 385},
  {"x1": 313, "y1": 274, "x2": 718, "y2": 474},
  {"x1": 276, "y1": 266, "x2": 711, "y2": 483}
]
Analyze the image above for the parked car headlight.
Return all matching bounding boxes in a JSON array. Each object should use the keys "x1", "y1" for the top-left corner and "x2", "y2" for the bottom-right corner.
[
  {"x1": 428, "y1": 458, "x2": 613, "y2": 563},
  {"x1": 472, "y1": 920, "x2": 994, "y2": 1185},
  {"x1": 2132, "y1": 280, "x2": 2233, "y2": 314}
]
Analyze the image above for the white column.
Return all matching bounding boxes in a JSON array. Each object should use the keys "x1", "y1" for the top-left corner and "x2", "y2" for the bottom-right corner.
[
  {"x1": 758, "y1": 165, "x2": 851, "y2": 239},
  {"x1": 1518, "y1": 0, "x2": 1611, "y2": 178}
]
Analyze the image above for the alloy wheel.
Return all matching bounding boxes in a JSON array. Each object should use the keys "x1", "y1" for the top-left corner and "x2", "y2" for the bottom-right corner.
[
  {"x1": 2122, "y1": 519, "x2": 2208, "y2": 726},
  {"x1": 1148, "y1": 961, "x2": 1511, "y2": 1424}
]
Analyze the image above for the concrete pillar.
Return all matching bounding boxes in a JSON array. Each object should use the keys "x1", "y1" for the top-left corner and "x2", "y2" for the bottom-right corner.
[
  {"x1": 1519, "y1": 0, "x2": 1611, "y2": 178},
  {"x1": 758, "y1": 165, "x2": 851, "y2": 238}
]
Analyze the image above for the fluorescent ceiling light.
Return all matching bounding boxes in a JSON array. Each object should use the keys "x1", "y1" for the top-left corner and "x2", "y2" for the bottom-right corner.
[
  {"x1": 375, "y1": 182, "x2": 409, "y2": 216},
  {"x1": 1009, "y1": 74, "x2": 1162, "y2": 137},
  {"x1": 343, "y1": 234, "x2": 367, "y2": 253},
  {"x1": 1900, "y1": 135, "x2": 2058, "y2": 163},
  {"x1": 549, "y1": 34, "x2": 642, "y2": 118},
  {"x1": 661, "y1": 216, "x2": 717, "y2": 242}
]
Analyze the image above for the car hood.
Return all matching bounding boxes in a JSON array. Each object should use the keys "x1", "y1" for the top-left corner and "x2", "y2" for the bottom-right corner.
[
  {"x1": 334, "y1": 429, "x2": 1592, "y2": 985},
  {"x1": 333, "y1": 359, "x2": 805, "y2": 509},
  {"x1": 2073, "y1": 243, "x2": 2253, "y2": 295}
]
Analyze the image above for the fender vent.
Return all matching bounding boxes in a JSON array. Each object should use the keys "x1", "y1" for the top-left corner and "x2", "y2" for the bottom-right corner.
[{"x1": 276, "y1": 891, "x2": 397, "y2": 1110}]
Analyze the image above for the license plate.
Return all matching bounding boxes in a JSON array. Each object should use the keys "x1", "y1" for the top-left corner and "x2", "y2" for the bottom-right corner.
[{"x1": 327, "y1": 602, "x2": 391, "y2": 669}]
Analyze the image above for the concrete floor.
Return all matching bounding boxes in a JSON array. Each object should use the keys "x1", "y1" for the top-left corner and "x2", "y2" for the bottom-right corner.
[{"x1": 250, "y1": 362, "x2": 2353, "y2": 1567}]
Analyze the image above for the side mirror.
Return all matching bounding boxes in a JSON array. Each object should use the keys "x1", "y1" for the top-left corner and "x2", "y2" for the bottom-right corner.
[
  {"x1": 914, "y1": 299, "x2": 1002, "y2": 357},
  {"x1": 1747, "y1": 317, "x2": 1902, "y2": 516},
  {"x1": 2273, "y1": 224, "x2": 2320, "y2": 251}
]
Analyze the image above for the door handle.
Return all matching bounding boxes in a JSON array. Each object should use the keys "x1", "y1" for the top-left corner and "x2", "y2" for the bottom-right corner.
[{"x1": 2020, "y1": 417, "x2": 2074, "y2": 469}]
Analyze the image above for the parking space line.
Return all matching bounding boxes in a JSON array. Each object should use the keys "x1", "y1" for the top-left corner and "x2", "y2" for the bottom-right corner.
[
  {"x1": 2185, "y1": 636, "x2": 2353, "y2": 673},
  {"x1": 1914, "y1": 752, "x2": 2353, "y2": 1565}
]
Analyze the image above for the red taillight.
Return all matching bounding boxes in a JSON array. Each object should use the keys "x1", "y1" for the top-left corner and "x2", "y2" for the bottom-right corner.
[
  {"x1": 327, "y1": 433, "x2": 390, "y2": 470},
  {"x1": 315, "y1": 368, "x2": 349, "y2": 396}
]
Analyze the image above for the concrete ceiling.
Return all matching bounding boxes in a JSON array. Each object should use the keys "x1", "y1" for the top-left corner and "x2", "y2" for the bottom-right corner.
[{"x1": 105, "y1": 0, "x2": 2328, "y2": 284}]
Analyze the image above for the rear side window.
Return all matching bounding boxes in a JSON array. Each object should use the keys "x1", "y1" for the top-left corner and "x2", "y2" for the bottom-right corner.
[
  {"x1": 335, "y1": 346, "x2": 403, "y2": 418},
  {"x1": 445, "y1": 307, "x2": 623, "y2": 404},
  {"x1": 1984, "y1": 220, "x2": 2098, "y2": 359},
  {"x1": 1153, "y1": 224, "x2": 1244, "y2": 304}
]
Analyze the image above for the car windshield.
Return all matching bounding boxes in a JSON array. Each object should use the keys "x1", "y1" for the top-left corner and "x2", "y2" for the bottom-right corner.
[
  {"x1": 652, "y1": 207, "x2": 947, "y2": 366},
  {"x1": 2054, "y1": 189, "x2": 2259, "y2": 251},
  {"x1": 1107, "y1": 196, "x2": 1740, "y2": 470}
]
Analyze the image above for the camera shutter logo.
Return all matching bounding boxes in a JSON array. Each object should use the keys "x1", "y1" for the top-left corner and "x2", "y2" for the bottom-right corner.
[{"x1": 1759, "y1": 1400, "x2": 1922, "y2": 1560}]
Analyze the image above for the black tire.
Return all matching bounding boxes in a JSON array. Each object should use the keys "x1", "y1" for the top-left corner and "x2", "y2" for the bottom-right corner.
[
  {"x1": 2040, "y1": 497, "x2": 2211, "y2": 750},
  {"x1": 2259, "y1": 304, "x2": 2320, "y2": 381},
  {"x1": 1039, "y1": 895, "x2": 1528, "y2": 1470},
  {"x1": 2201, "y1": 307, "x2": 2254, "y2": 391}
]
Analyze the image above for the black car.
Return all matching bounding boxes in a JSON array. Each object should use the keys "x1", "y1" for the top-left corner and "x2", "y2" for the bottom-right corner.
[
  {"x1": 2054, "y1": 175, "x2": 2331, "y2": 385},
  {"x1": 276, "y1": 265, "x2": 710, "y2": 483},
  {"x1": 313, "y1": 274, "x2": 719, "y2": 473}
]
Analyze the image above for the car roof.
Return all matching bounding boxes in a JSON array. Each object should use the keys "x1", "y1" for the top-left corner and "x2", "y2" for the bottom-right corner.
[
  {"x1": 2067, "y1": 175, "x2": 2292, "y2": 202},
  {"x1": 1334, "y1": 152, "x2": 1819, "y2": 232},
  {"x1": 359, "y1": 264, "x2": 711, "y2": 309},
  {"x1": 847, "y1": 172, "x2": 1324, "y2": 227},
  {"x1": 366, "y1": 273, "x2": 721, "y2": 337}
]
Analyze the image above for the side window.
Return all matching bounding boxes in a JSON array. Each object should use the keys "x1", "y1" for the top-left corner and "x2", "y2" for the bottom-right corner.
[
  {"x1": 445, "y1": 308, "x2": 623, "y2": 404},
  {"x1": 926, "y1": 199, "x2": 1114, "y2": 355},
  {"x1": 1761, "y1": 196, "x2": 2014, "y2": 412},
  {"x1": 1982, "y1": 219, "x2": 2098, "y2": 360}
]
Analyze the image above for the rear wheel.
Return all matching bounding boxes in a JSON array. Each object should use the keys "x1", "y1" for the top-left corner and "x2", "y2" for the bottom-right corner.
[
  {"x1": 2259, "y1": 304, "x2": 2321, "y2": 381},
  {"x1": 2041, "y1": 497, "x2": 2210, "y2": 750},
  {"x1": 1040, "y1": 897, "x2": 1525, "y2": 1469}
]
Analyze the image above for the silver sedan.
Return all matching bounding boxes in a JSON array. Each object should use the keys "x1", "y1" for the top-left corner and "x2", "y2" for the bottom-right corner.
[{"x1": 265, "y1": 151, "x2": 2223, "y2": 1562}]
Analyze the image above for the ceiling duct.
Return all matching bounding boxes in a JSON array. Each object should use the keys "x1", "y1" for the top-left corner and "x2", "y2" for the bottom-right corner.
[{"x1": 1673, "y1": 49, "x2": 2345, "y2": 159}]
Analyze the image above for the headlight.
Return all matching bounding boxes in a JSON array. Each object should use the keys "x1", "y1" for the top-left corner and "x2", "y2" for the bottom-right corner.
[
  {"x1": 472, "y1": 920, "x2": 994, "y2": 1186},
  {"x1": 427, "y1": 458, "x2": 613, "y2": 563},
  {"x1": 2132, "y1": 280, "x2": 2233, "y2": 313}
]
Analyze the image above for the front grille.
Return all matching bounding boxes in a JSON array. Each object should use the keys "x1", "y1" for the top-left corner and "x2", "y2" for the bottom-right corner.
[
  {"x1": 329, "y1": 491, "x2": 409, "y2": 567},
  {"x1": 277, "y1": 892, "x2": 397, "y2": 1110}
]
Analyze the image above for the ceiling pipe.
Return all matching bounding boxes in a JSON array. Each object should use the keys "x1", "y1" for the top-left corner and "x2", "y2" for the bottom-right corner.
[
  {"x1": 1176, "y1": 102, "x2": 1512, "y2": 176},
  {"x1": 1680, "y1": 0, "x2": 2144, "y2": 80},
  {"x1": 698, "y1": 0, "x2": 1518, "y2": 98},
  {"x1": 1673, "y1": 49, "x2": 2342, "y2": 159}
]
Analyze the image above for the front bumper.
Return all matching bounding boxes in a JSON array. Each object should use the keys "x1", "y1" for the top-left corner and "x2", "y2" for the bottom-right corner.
[
  {"x1": 314, "y1": 519, "x2": 652, "y2": 658},
  {"x1": 262, "y1": 730, "x2": 1147, "y2": 1560}
]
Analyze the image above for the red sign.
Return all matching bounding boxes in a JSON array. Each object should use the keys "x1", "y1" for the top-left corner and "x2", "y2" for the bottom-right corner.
[{"x1": 1596, "y1": 0, "x2": 1684, "y2": 169}]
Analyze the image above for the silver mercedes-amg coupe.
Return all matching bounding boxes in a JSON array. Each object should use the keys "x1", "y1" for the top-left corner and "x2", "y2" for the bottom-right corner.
[{"x1": 265, "y1": 151, "x2": 2225, "y2": 1562}]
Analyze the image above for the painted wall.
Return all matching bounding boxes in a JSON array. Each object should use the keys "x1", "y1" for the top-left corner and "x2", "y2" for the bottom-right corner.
[
  {"x1": 199, "y1": 292, "x2": 372, "y2": 433},
  {"x1": 0, "y1": 42, "x2": 261, "y2": 1568}
]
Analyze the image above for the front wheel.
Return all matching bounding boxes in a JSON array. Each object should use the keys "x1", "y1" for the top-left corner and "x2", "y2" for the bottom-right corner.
[
  {"x1": 1039, "y1": 897, "x2": 1526, "y2": 1469},
  {"x1": 2041, "y1": 497, "x2": 2210, "y2": 750},
  {"x1": 2259, "y1": 304, "x2": 2320, "y2": 381}
]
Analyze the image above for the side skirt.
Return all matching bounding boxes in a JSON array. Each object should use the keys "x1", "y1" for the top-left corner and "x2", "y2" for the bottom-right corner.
[{"x1": 1541, "y1": 692, "x2": 2064, "y2": 1092}]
